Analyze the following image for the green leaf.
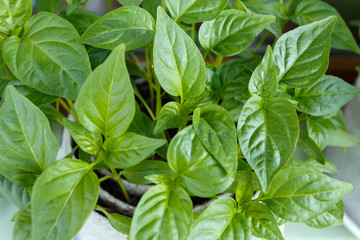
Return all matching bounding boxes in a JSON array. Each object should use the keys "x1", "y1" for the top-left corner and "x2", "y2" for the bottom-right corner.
[
  {"x1": 118, "y1": 0, "x2": 143, "y2": 6},
  {"x1": 154, "y1": 102, "x2": 188, "y2": 135},
  {"x1": 294, "y1": 0, "x2": 360, "y2": 54},
  {"x1": 122, "y1": 160, "x2": 173, "y2": 184},
  {"x1": 236, "y1": 167, "x2": 253, "y2": 204},
  {"x1": 199, "y1": 9, "x2": 275, "y2": 57},
  {"x1": 304, "y1": 157, "x2": 337, "y2": 175},
  {"x1": 36, "y1": 0, "x2": 63, "y2": 13},
  {"x1": 107, "y1": 213, "x2": 132, "y2": 235},
  {"x1": 103, "y1": 132, "x2": 167, "y2": 169},
  {"x1": 0, "y1": 86, "x2": 58, "y2": 188},
  {"x1": 0, "y1": 0, "x2": 32, "y2": 36},
  {"x1": 13, "y1": 204, "x2": 32, "y2": 240},
  {"x1": 65, "y1": 1, "x2": 82, "y2": 15},
  {"x1": 242, "y1": 201, "x2": 284, "y2": 240},
  {"x1": 168, "y1": 126, "x2": 234, "y2": 197},
  {"x1": 154, "y1": 7, "x2": 206, "y2": 100},
  {"x1": 249, "y1": 46, "x2": 278, "y2": 99},
  {"x1": 0, "y1": 54, "x2": 14, "y2": 97},
  {"x1": 305, "y1": 201, "x2": 343, "y2": 229},
  {"x1": 79, "y1": 6, "x2": 155, "y2": 50},
  {"x1": 165, "y1": 0, "x2": 228, "y2": 24},
  {"x1": 63, "y1": 118, "x2": 103, "y2": 156},
  {"x1": 58, "y1": 11, "x2": 100, "y2": 35},
  {"x1": 327, "y1": 130, "x2": 360, "y2": 147},
  {"x1": 143, "y1": 0, "x2": 163, "y2": 18},
  {"x1": 259, "y1": 166, "x2": 353, "y2": 222},
  {"x1": 0, "y1": 174, "x2": 30, "y2": 210},
  {"x1": 192, "y1": 104, "x2": 238, "y2": 179},
  {"x1": 129, "y1": 184, "x2": 192, "y2": 240},
  {"x1": 273, "y1": 16, "x2": 336, "y2": 88},
  {"x1": 32, "y1": 158, "x2": 99, "y2": 240},
  {"x1": 2, "y1": 12, "x2": 91, "y2": 100},
  {"x1": 189, "y1": 198, "x2": 250, "y2": 240},
  {"x1": 76, "y1": 44, "x2": 135, "y2": 138},
  {"x1": 237, "y1": 96, "x2": 299, "y2": 192},
  {"x1": 297, "y1": 130, "x2": 325, "y2": 164},
  {"x1": 294, "y1": 75, "x2": 360, "y2": 116}
]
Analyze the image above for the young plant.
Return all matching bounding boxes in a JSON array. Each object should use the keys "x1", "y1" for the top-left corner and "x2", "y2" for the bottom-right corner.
[{"x1": 0, "y1": 0, "x2": 359, "y2": 239}]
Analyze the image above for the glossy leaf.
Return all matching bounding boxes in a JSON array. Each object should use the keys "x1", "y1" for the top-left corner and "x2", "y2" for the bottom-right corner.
[
  {"x1": 294, "y1": 0, "x2": 360, "y2": 54},
  {"x1": 0, "y1": 86, "x2": 58, "y2": 188},
  {"x1": 189, "y1": 198, "x2": 250, "y2": 240},
  {"x1": 249, "y1": 46, "x2": 278, "y2": 98},
  {"x1": 259, "y1": 166, "x2": 353, "y2": 222},
  {"x1": 122, "y1": 160, "x2": 173, "y2": 184},
  {"x1": 129, "y1": 184, "x2": 192, "y2": 240},
  {"x1": 154, "y1": 102, "x2": 188, "y2": 135},
  {"x1": 79, "y1": 6, "x2": 155, "y2": 50},
  {"x1": 13, "y1": 204, "x2": 32, "y2": 240},
  {"x1": 36, "y1": 0, "x2": 63, "y2": 12},
  {"x1": 76, "y1": 44, "x2": 135, "y2": 138},
  {"x1": 168, "y1": 126, "x2": 234, "y2": 197},
  {"x1": 304, "y1": 157, "x2": 337, "y2": 175},
  {"x1": 107, "y1": 213, "x2": 132, "y2": 235},
  {"x1": 63, "y1": 119, "x2": 103, "y2": 156},
  {"x1": 327, "y1": 130, "x2": 360, "y2": 147},
  {"x1": 199, "y1": 10, "x2": 275, "y2": 57},
  {"x1": 118, "y1": 0, "x2": 143, "y2": 6},
  {"x1": 0, "y1": 0, "x2": 32, "y2": 36},
  {"x1": 236, "y1": 167, "x2": 253, "y2": 204},
  {"x1": 297, "y1": 130, "x2": 325, "y2": 164},
  {"x1": 305, "y1": 201, "x2": 343, "y2": 229},
  {"x1": 165, "y1": 0, "x2": 228, "y2": 23},
  {"x1": 103, "y1": 132, "x2": 167, "y2": 169},
  {"x1": 273, "y1": 16, "x2": 336, "y2": 88},
  {"x1": 154, "y1": 7, "x2": 206, "y2": 100},
  {"x1": 242, "y1": 201, "x2": 284, "y2": 240},
  {"x1": 294, "y1": 75, "x2": 360, "y2": 116},
  {"x1": 32, "y1": 158, "x2": 99, "y2": 240},
  {"x1": 237, "y1": 96, "x2": 299, "y2": 192},
  {"x1": 0, "y1": 174, "x2": 30, "y2": 210},
  {"x1": 192, "y1": 104, "x2": 238, "y2": 178},
  {"x1": 2, "y1": 12, "x2": 91, "y2": 100}
]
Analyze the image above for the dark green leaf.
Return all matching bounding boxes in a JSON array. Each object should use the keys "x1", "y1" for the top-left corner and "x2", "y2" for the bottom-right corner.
[
  {"x1": 237, "y1": 96, "x2": 299, "y2": 192},
  {"x1": 13, "y1": 204, "x2": 32, "y2": 240},
  {"x1": 2, "y1": 12, "x2": 91, "y2": 100},
  {"x1": 79, "y1": 6, "x2": 155, "y2": 50},
  {"x1": 273, "y1": 16, "x2": 336, "y2": 88},
  {"x1": 235, "y1": 167, "x2": 253, "y2": 204},
  {"x1": 118, "y1": 0, "x2": 143, "y2": 6},
  {"x1": 36, "y1": 0, "x2": 63, "y2": 13},
  {"x1": 32, "y1": 158, "x2": 99, "y2": 240},
  {"x1": 143, "y1": 0, "x2": 163, "y2": 18},
  {"x1": 154, "y1": 102, "x2": 188, "y2": 135},
  {"x1": 63, "y1": 118, "x2": 103, "y2": 156},
  {"x1": 129, "y1": 184, "x2": 192, "y2": 240},
  {"x1": 87, "y1": 46, "x2": 110, "y2": 70},
  {"x1": 305, "y1": 201, "x2": 343, "y2": 229},
  {"x1": 103, "y1": 132, "x2": 167, "y2": 169},
  {"x1": 0, "y1": 174, "x2": 30, "y2": 210},
  {"x1": 38, "y1": 104, "x2": 64, "y2": 121},
  {"x1": 298, "y1": 130, "x2": 325, "y2": 164},
  {"x1": 58, "y1": 11, "x2": 100, "y2": 35},
  {"x1": 294, "y1": 75, "x2": 360, "y2": 116},
  {"x1": 189, "y1": 198, "x2": 250, "y2": 240},
  {"x1": 199, "y1": 9, "x2": 275, "y2": 56},
  {"x1": 165, "y1": 0, "x2": 228, "y2": 24},
  {"x1": 76, "y1": 44, "x2": 135, "y2": 138},
  {"x1": 154, "y1": 7, "x2": 206, "y2": 100},
  {"x1": 0, "y1": 0, "x2": 32, "y2": 36},
  {"x1": 0, "y1": 86, "x2": 58, "y2": 188}
]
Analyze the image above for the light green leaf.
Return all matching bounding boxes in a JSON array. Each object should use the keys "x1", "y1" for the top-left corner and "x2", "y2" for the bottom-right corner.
[
  {"x1": 297, "y1": 130, "x2": 325, "y2": 164},
  {"x1": 154, "y1": 7, "x2": 206, "y2": 100},
  {"x1": 236, "y1": 167, "x2": 253, "y2": 204},
  {"x1": 79, "y1": 6, "x2": 155, "y2": 50},
  {"x1": 32, "y1": 158, "x2": 99, "y2": 240},
  {"x1": 63, "y1": 118, "x2": 103, "y2": 156},
  {"x1": 129, "y1": 184, "x2": 192, "y2": 240},
  {"x1": 2, "y1": 12, "x2": 91, "y2": 100},
  {"x1": 273, "y1": 16, "x2": 336, "y2": 88},
  {"x1": 189, "y1": 198, "x2": 250, "y2": 240},
  {"x1": 0, "y1": 0, "x2": 32, "y2": 36},
  {"x1": 103, "y1": 132, "x2": 167, "y2": 169},
  {"x1": 76, "y1": 44, "x2": 135, "y2": 138},
  {"x1": 0, "y1": 86, "x2": 58, "y2": 188},
  {"x1": 237, "y1": 96, "x2": 299, "y2": 192},
  {"x1": 13, "y1": 204, "x2": 32, "y2": 240},
  {"x1": 259, "y1": 166, "x2": 353, "y2": 222},
  {"x1": 327, "y1": 130, "x2": 360, "y2": 147},
  {"x1": 305, "y1": 201, "x2": 343, "y2": 229},
  {"x1": 165, "y1": 0, "x2": 228, "y2": 23},
  {"x1": 249, "y1": 46, "x2": 278, "y2": 99},
  {"x1": 154, "y1": 102, "x2": 188, "y2": 135},
  {"x1": 36, "y1": 0, "x2": 63, "y2": 13},
  {"x1": 294, "y1": 75, "x2": 360, "y2": 116},
  {"x1": 118, "y1": 0, "x2": 143, "y2": 6},
  {"x1": 304, "y1": 157, "x2": 337, "y2": 175},
  {"x1": 242, "y1": 201, "x2": 284, "y2": 240},
  {"x1": 192, "y1": 104, "x2": 238, "y2": 179},
  {"x1": 122, "y1": 160, "x2": 173, "y2": 184},
  {"x1": 294, "y1": 0, "x2": 360, "y2": 54},
  {"x1": 199, "y1": 9, "x2": 275, "y2": 57},
  {"x1": 107, "y1": 213, "x2": 132, "y2": 235},
  {"x1": 0, "y1": 174, "x2": 30, "y2": 210},
  {"x1": 58, "y1": 11, "x2": 100, "y2": 35}
]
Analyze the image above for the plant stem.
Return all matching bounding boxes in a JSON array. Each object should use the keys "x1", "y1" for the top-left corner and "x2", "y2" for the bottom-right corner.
[
  {"x1": 236, "y1": 0, "x2": 245, "y2": 10},
  {"x1": 136, "y1": 93, "x2": 156, "y2": 121},
  {"x1": 145, "y1": 46, "x2": 155, "y2": 111},
  {"x1": 99, "y1": 174, "x2": 114, "y2": 183},
  {"x1": 252, "y1": 31, "x2": 270, "y2": 53},
  {"x1": 203, "y1": 50, "x2": 210, "y2": 60},
  {"x1": 66, "y1": 99, "x2": 79, "y2": 123},
  {"x1": 191, "y1": 24, "x2": 196, "y2": 41},
  {"x1": 110, "y1": 166, "x2": 132, "y2": 204},
  {"x1": 58, "y1": 98, "x2": 71, "y2": 113},
  {"x1": 155, "y1": 77, "x2": 162, "y2": 118},
  {"x1": 81, "y1": 0, "x2": 89, "y2": 12},
  {"x1": 95, "y1": 205, "x2": 110, "y2": 217},
  {"x1": 65, "y1": 145, "x2": 79, "y2": 158},
  {"x1": 214, "y1": 55, "x2": 223, "y2": 68},
  {"x1": 106, "y1": 0, "x2": 113, "y2": 10}
]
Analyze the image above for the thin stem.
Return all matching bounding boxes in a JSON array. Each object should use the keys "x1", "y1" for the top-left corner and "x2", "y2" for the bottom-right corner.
[
  {"x1": 203, "y1": 50, "x2": 210, "y2": 60},
  {"x1": 106, "y1": 0, "x2": 113, "y2": 10},
  {"x1": 252, "y1": 31, "x2": 270, "y2": 53},
  {"x1": 81, "y1": 0, "x2": 89, "y2": 12},
  {"x1": 214, "y1": 56, "x2": 223, "y2": 68},
  {"x1": 145, "y1": 46, "x2": 155, "y2": 110},
  {"x1": 65, "y1": 145, "x2": 79, "y2": 158},
  {"x1": 110, "y1": 166, "x2": 132, "y2": 204},
  {"x1": 191, "y1": 23, "x2": 196, "y2": 41},
  {"x1": 155, "y1": 78, "x2": 162, "y2": 118},
  {"x1": 99, "y1": 174, "x2": 114, "y2": 183},
  {"x1": 58, "y1": 98, "x2": 71, "y2": 113},
  {"x1": 56, "y1": 99, "x2": 60, "y2": 111},
  {"x1": 136, "y1": 94, "x2": 156, "y2": 121},
  {"x1": 236, "y1": 0, "x2": 245, "y2": 10},
  {"x1": 66, "y1": 99, "x2": 79, "y2": 123},
  {"x1": 95, "y1": 205, "x2": 111, "y2": 217}
]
